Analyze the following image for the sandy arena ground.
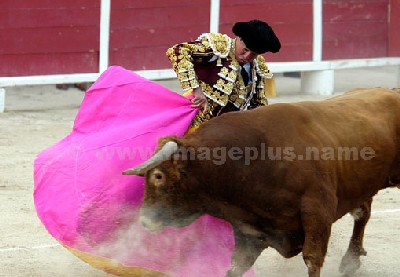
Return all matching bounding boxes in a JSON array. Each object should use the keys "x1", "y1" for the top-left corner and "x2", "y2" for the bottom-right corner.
[{"x1": 0, "y1": 66, "x2": 399, "y2": 276}]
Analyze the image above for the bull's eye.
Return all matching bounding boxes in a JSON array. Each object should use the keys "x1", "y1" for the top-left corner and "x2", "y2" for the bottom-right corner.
[
  {"x1": 155, "y1": 173, "x2": 163, "y2": 180},
  {"x1": 151, "y1": 169, "x2": 165, "y2": 187}
]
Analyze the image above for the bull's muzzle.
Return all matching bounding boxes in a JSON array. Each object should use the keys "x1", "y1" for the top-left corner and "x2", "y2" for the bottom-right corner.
[{"x1": 140, "y1": 215, "x2": 165, "y2": 232}]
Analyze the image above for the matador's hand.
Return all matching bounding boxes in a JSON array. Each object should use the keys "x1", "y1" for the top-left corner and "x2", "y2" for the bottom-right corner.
[{"x1": 191, "y1": 87, "x2": 209, "y2": 113}]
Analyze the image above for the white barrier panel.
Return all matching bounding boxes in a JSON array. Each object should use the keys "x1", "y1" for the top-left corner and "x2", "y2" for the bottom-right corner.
[
  {"x1": 0, "y1": 70, "x2": 178, "y2": 87},
  {"x1": 0, "y1": 88, "x2": 4, "y2": 113},
  {"x1": 301, "y1": 70, "x2": 334, "y2": 95}
]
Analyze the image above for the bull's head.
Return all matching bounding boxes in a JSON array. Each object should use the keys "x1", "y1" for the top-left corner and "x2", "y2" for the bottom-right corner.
[{"x1": 123, "y1": 138, "x2": 203, "y2": 232}]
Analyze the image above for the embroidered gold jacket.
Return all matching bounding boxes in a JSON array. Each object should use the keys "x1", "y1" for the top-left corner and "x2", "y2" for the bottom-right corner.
[{"x1": 166, "y1": 33, "x2": 274, "y2": 126}]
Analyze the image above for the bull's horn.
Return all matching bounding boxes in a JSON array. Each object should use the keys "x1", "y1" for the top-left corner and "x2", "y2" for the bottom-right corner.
[{"x1": 122, "y1": 141, "x2": 179, "y2": 176}]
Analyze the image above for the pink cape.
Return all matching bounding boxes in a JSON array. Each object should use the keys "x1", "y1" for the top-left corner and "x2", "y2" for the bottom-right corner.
[{"x1": 34, "y1": 66, "x2": 254, "y2": 276}]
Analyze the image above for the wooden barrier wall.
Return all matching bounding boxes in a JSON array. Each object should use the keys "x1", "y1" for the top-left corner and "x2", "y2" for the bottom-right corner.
[{"x1": 0, "y1": 0, "x2": 398, "y2": 76}]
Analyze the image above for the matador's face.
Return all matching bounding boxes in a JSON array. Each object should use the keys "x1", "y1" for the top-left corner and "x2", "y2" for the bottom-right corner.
[{"x1": 235, "y1": 38, "x2": 259, "y2": 65}]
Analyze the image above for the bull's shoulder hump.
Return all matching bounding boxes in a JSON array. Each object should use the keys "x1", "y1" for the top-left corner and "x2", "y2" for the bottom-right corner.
[
  {"x1": 248, "y1": 102, "x2": 317, "y2": 124},
  {"x1": 332, "y1": 87, "x2": 400, "y2": 102}
]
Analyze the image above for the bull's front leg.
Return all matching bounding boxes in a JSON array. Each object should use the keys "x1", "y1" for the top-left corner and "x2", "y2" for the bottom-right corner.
[
  {"x1": 339, "y1": 198, "x2": 372, "y2": 276},
  {"x1": 301, "y1": 196, "x2": 335, "y2": 277},
  {"x1": 226, "y1": 225, "x2": 267, "y2": 277}
]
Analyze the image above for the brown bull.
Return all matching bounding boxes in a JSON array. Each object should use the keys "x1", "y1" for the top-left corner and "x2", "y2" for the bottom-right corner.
[{"x1": 123, "y1": 88, "x2": 400, "y2": 277}]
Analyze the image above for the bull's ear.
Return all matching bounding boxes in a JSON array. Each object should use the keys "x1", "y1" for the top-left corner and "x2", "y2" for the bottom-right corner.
[{"x1": 122, "y1": 140, "x2": 179, "y2": 177}]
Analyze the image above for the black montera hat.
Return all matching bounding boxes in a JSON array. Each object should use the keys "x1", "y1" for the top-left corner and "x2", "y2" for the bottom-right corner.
[{"x1": 232, "y1": 19, "x2": 281, "y2": 54}]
